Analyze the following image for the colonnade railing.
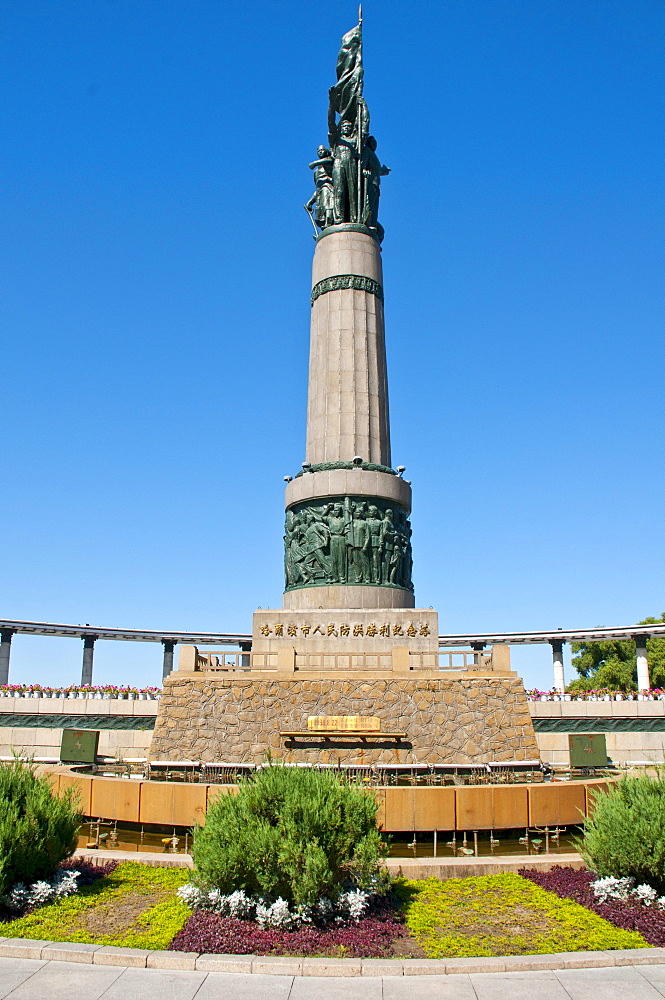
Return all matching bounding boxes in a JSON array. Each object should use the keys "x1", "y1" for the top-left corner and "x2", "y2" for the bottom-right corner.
[
  {"x1": 0, "y1": 620, "x2": 251, "y2": 686},
  {"x1": 0, "y1": 618, "x2": 663, "y2": 692}
]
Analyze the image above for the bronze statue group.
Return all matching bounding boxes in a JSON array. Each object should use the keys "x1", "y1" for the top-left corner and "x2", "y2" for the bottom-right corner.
[{"x1": 305, "y1": 21, "x2": 389, "y2": 241}]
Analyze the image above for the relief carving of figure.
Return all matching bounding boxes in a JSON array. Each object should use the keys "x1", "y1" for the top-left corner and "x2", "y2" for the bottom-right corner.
[
  {"x1": 284, "y1": 497, "x2": 412, "y2": 592},
  {"x1": 365, "y1": 504, "x2": 384, "y2": 584},
  {"x1": 379, "y1": 508, "x2": 396, "y2": 585},
  {"x1": 303, "y1": 513, "x2": 330, "y2": 578},
  {"x1": 327, "y1": 502, "x2": 349, "y2": 583},
  {"x1": 346, "y1": 505, "x2": 371, "y2": 583}
]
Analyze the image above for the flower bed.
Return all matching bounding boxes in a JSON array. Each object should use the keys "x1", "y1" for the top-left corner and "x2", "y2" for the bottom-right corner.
[
  {"x1": 527, "y1": 688, "x2": 665, "y2": 701},
  {"x1": 0, "y1": 685, "x2": 160, "y2": 700},
  {"x1": 0, "y1": 865, "x2": 655, "y2": 958},
  {"x1": 521, "y1": 866, "x2": 665, "y2": 946},
  {"x1": 0, "y1": 862, "x2": 189, "y2": 950},
  {"x1": 1, "y1": 860, "x2": 117, "y2": 918},
  {"x1": 170, "y1": 909, "x2": 406, "y2": 958},
  {"x1": 399, "y1": 874, "x2": 648, "y2": 958}
]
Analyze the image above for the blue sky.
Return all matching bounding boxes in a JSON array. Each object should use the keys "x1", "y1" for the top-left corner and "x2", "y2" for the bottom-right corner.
[{"x1": 2, "y1": 0, "x2": 663, "y2": 691}]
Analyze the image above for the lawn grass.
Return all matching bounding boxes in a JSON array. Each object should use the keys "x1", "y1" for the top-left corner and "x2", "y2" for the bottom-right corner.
[
  {"x1": 1, "y1": 862, "x2": 191, "y2": 951},
  {"x1": 399, "y1": 874, "x2": 650, "y2": 958}
]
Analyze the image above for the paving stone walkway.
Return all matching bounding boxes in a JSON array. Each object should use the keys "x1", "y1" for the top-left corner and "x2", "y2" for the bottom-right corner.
[{"x1": 1, "y1": 958, "x2": 665, "y2": 999}]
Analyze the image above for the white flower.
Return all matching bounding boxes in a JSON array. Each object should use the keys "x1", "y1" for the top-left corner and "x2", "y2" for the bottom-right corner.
[
  {"x1": 5, "y1": 882, "x2": 30, "y2": 912},
  {"x1": 27, "y1": 881, "x2": 55, "y2": 907},
  {"x1": 337, "y1": 889, "x2": 369, "y2": 922},
  {"x1": 634, "y1": 884, "x2": 658, "y2": 906},
  {"x1": 177, "y1": 883, "x2": 205, "y2": 908},
  {"x1": 256, "y1": 897, "x2": 294, "y2": 930},
  {"x1": 52, "y1": 870, "x2": 79, "y2": 899},
  {"x1": 206, "y1": 888, "x2": 225, "y2": 912},
  {"x1": 314, "y1": 897, "x2": 334, "y2": 923},
  {"x1": 226, "y1": 890, "x2": 254, "y2": 919},
  {"x1": 591, "y1": 876, "x2": 634, "y2": 902}
]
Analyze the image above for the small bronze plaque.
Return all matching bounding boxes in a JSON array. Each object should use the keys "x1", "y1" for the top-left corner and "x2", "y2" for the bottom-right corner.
[
  {"x1": 568, "y1": 733, "x2": 607, "y2": 768},
  {"x1": 60, "y1": 728, "x2": 99, "y2": 764}
]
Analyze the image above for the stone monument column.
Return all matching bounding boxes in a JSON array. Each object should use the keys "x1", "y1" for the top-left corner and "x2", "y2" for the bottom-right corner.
[
  {"x1": 150, "y1": 14, "x2": 541, "y2": 770},
  {"x1": 283, "y1": 220, "x2": 414, "y2": 610},
  {"x1": 281, "y1": 17, "x2": 414, "y2": 613},
  {"x1": 306, "y1": 228, "x2": 390, "y2": 467}
]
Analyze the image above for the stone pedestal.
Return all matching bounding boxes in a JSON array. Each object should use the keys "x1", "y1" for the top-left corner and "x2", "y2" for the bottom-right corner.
[
  {"x1": 150, "y1": 670, "x2": 540, "y2": 765},
  {"x1": 252, "y1": 609, "x2": 437, "y2": 658}
]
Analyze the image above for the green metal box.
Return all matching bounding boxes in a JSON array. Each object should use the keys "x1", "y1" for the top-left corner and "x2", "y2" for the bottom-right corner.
[
  {"x1": 60, "y1": 728, "x2": 99, "y2": 764},
  {"x1": 568, "y1": 733, "x2": 607, "y2": 768}
]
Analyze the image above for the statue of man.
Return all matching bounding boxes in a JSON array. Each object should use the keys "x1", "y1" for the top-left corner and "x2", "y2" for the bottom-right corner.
[
  {"x1": 361, "y1": 135, "x2": 390, "y2": 236},
  {"x1": 303, "y1": 513, "x2": 330, "y2": 578},
  {"x1": 365, "y1": 505, "x2": 384, "y2": 584},
  {"x1": 345, "y1": 506, "x2": 370, "y2": 583},
  {"x1": 380, "y1": 508, "x2": 396, "y2": 585},
  {"x1": 305, "y1": 146, "x2": 335, "y2": 230},
  {"x1": 330, "y1": 119, "x2": 358, "y2": 224},
  {"x1": 389, "y1": 535, "x2": 402, "y2": 585},
  {"x1": 327, "y1": 502, "x2": 349, "y2": 583}
]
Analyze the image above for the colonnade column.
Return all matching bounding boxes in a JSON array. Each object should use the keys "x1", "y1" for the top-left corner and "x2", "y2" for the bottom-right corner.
[
  {"x1": 471, "y1": 642, "x2": 485, "y2": 667},
  {"x1": 81, "y1": 635, "x2": 97, "y2": 687},
  {"x1": 0, "y1": 629, "x2": 15, "y2": 686},
  {"x1": 551, "y1": 639, "x2": 565, "y2": 694},
  {"x1": 633, "y1": 635, "x2": 650, "y2": 691},
  {"x1": 162, "y1": 640, "x2": 176, "y2": 680}
]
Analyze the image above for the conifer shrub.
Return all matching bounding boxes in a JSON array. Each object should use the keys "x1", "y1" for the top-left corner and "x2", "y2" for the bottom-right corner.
[
  {"x1": 192, "y1": 766, "x2": 388, "y2": 907},
  {"x1": 582, "y1": 771, "x2": 665, "y2": 892},
  {"x1": 0, "y1": 759, "x2": 82, "y2": 896}
]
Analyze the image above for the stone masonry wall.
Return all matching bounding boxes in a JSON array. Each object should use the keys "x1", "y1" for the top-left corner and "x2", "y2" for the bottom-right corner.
[{"x1": 150, "y1": 675, "x2": 539, "y2": 765}]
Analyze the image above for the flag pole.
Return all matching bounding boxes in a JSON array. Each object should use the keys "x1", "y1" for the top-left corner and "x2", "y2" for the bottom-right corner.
[{"x1": 356, "y1": 4, "x2": 363, "y2": 225}]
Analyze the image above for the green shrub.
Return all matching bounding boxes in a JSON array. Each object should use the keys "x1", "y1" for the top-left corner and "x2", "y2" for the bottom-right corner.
[
  {"x1": 582, "y1": 771, "x2": 665, "y2": 891},
  {"x1": 192, "y1": 766, "x2": 387, "y2": 906},
  {"x1": 0, "y1": 759, "x2": 81, "y2": 896}
]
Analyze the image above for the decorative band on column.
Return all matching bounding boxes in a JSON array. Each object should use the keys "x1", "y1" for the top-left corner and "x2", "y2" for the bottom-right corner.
[{"x1": 311, "y1": 274, "x2": 384, "y2": 306}]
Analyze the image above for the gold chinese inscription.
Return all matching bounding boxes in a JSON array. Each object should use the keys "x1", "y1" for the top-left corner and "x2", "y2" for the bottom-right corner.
[
  {"x1": 307, "y1": 716, "x2": 381, "y2": 732},
  {"x1": 259, "y1": 622, "x2": 431, "y2": 638}
]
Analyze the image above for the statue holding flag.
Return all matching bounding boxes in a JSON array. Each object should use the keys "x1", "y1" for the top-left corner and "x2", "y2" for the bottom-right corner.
[{"x1": 307, "y1": 9, "x2": 389, "y2": 241}]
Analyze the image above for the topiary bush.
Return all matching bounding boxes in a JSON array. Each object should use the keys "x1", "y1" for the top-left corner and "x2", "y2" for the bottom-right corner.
[
  {"x1": 582, "y1": 772, "x2": 665, "y2": 892},
  {"x1": 192, "y1": 766, "x2": 387, "y2": 907},
  {"x1": 0, "y1": 759, "x2": 82, "y2": 897}
]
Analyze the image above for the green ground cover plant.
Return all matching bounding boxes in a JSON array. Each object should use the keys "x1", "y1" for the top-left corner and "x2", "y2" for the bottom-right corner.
[
  {"x1": 0, "y1": 758, "x2": 81, "y2": 896},
  {"x1": 192, "y1": 765, "x2": 388, "y2": 906},
  {"x1": 582, "y1": 771, "x2": 665, "y2": 892},
  {"x1": 1, "y1": 862, "x2": 190, "y2": 950},
  {"x1": 399, "y1": 874, "x2": 648, "y2": 958}
]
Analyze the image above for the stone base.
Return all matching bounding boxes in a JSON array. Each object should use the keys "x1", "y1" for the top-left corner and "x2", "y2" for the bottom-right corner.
[
  {"x1": 150, "y1": 673, "x2": 540, "y2": 766},
  {"x1": 253, "y1": 608, "x2": 437, "y2": 655},
  {"x1": 282, "y1": 586, "x2": 415, "y2": 610}
]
